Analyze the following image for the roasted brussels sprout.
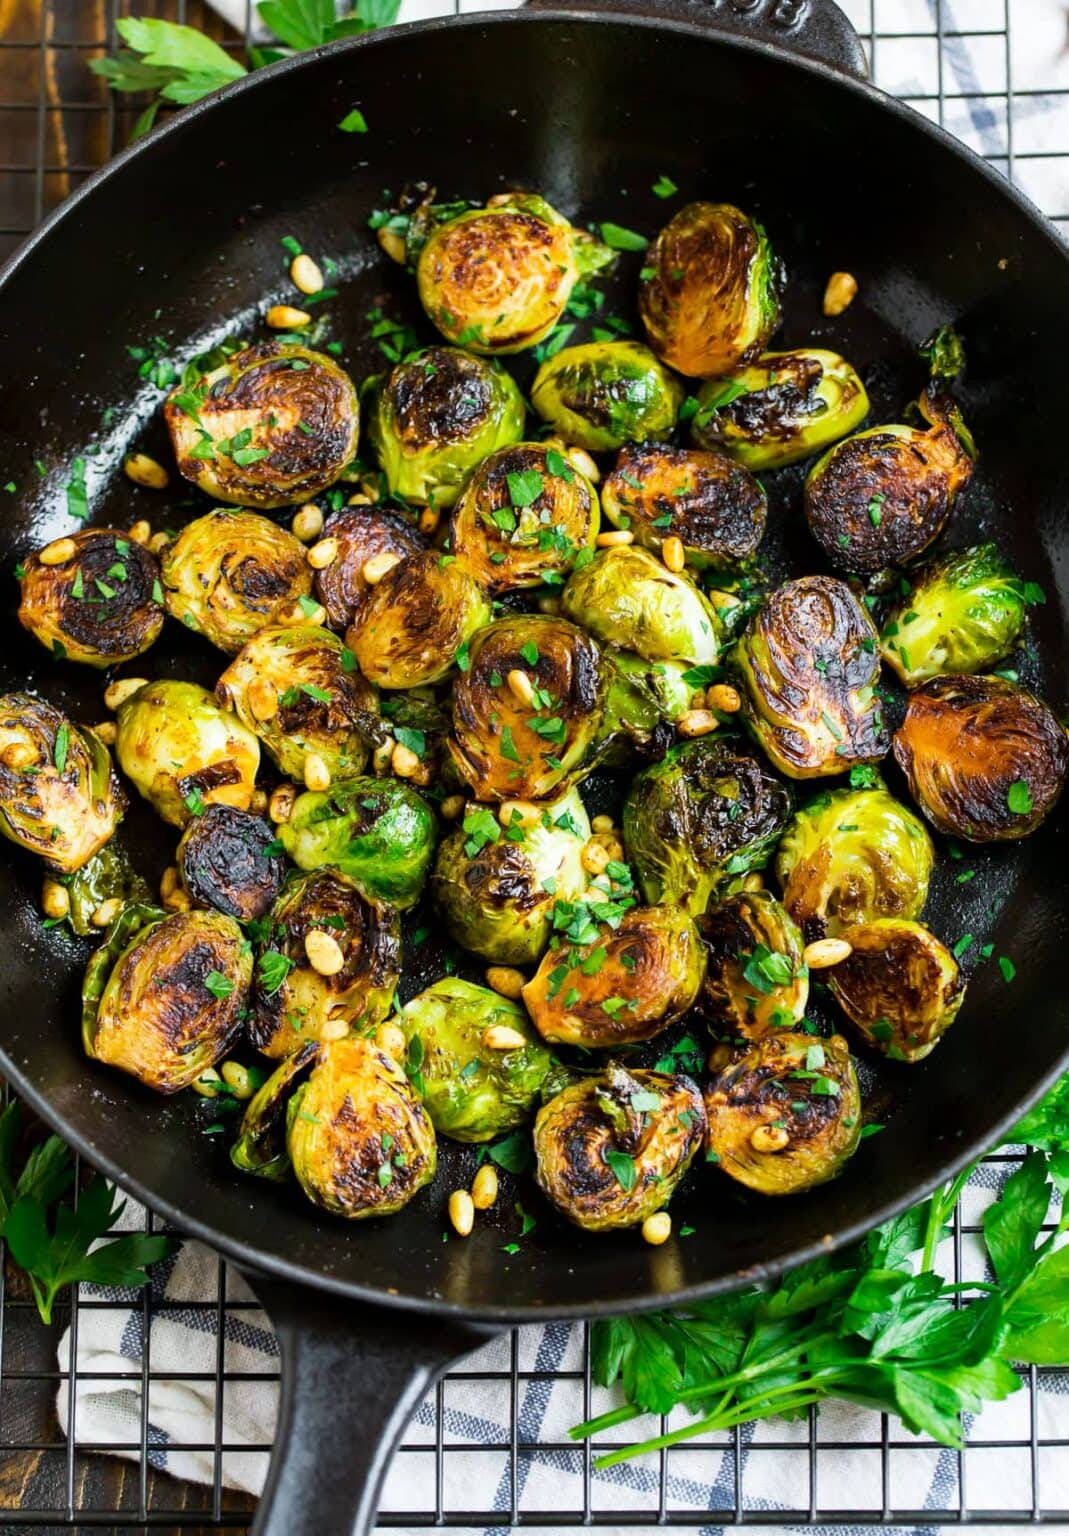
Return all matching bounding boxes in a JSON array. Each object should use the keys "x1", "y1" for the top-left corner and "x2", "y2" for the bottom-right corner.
[
  {"x1": 826, "y1": 918, "x2": 964, "y2": 1062},
  {"x1": 691, "y1": 349, "x2": 869, "y2": 471},
  {"x1": 313, "y1": 504, "x2": 424, "y2": 630},
  {"x1": 115, "y1": 680, "x2": 260, "y2": 829},
  {"x1": 638, "y1": 203, "x2": 782, "y2": 379},
  {"x1": 449, "y1": 442, "x2": 599, "y2": 593},
  {"x1": 534, "y1": 1064, "x2": 705, "y2": 1232},
  {"x1": 163, "y1": 341, "x2": 359, "y2": 508},
  {"x1": 363, "y1": 346, "x2": 526, "y2": 508},
  {"x1": 698, "y1": 890, "x2": 808, "y2": 1038},
  {"x1": 82, "y1": 904, "x2": 251, "y2": 1093},
  {"x1": 733, "y1": 576, "x2": 889, "y2": 778},
  {"x1": 892, "y1": 674, "x2": 1069, "y2": 841},
  {"x1": 66, "y1": 842, "x2": 149, "y2": 936},
  {"x1": 160, "y1": 510, "x2": 312, "y2": 655},
  {"x1": 704, "y1": 1031, "x2": 860, "y2": 1195},
  {"x1": 561, "y1": 546, "x2": 723, "y2": 666},
  {"x1": 0, "y1": 694, "x2": 124, "y2": 873},
  {"x1": 278, "y1": 776, "x2": 437, "y2": 911},
  {"x1": 449, "y1": 614, "x2": 606, "y2": 801},
  {"x1": 18, "y1": 527, "x2": 164, "y2": 667},
  {"x1": 531, "y1": 341, "x2": 685, "y2": 453},
  {"x1": 231, "y1": 1042, "x2": 317, "y2": 1181},
  {"x1": 177, "y1": 805, "x2": 287, "y2": 922},
  {"x1": 600, "y1": 444, "x2": 766, "y2": 570},
  {"x1": 251, "y1": 869, "x2": 400, "y2": 1057},
  {"x1": 880, "y1": 543, "x2": 1029, "y2": 687},
  {"x1": 598, "y1": 651, "x2": 693, "y2": 753},
  {"x1": 346, "y1": 550, "x2": 491, "y2": 690},
  {"x1": 522, "y1": 903, "x2": 706, "y2": 1047},
  {"x1": 622, "y1": 739, "x2": 792, "y2": 916},
  {"x1": 397, "y1": 977, "x2": 552, "y2": 1141}
]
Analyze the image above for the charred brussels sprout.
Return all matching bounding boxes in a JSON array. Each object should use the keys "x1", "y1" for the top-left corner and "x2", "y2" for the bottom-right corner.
[
  {"x1": 698, "y1": 890, "x2": 808, "y2": 1038},
  {"x1": 600, "y1": 444, "x2": 766, "y2": 570},
  {"x1": 313, "y1": 505, "x2": 424, "y2": 630},
  {"x1": 82, "y1": 904, "x2": 251, "y2": 1093},
  {"x1": 397, "y1": 977, "x2": 552, "y2": 1141},
  {"x1": 115, "y1": 680, "x2": 260, "y2": 828},
  {"x1": 18, "y1": 527, "x2": 163, "y2": 667},
  {"x1": 160, "y1": 510, "x2": 312, "y2": 656},
  {"x1": 177, "y1": 805, "x2": 287, "y2": 922},
  {"x1": 561, "y1": 545, "x2": 722, "y2": 666},
  {"x1": 531, "y1": 341, "x2": 684, "y2": 453},
  {"x1": 892, "y1": 674, "x2": 1069, "y2": 841},
  {"x1": 880, "y1": 543, "x2": 1029, "y2": 687},
  {"x1": 66, "y1": 842, "x2": 149, "y2": 936},
  {"x1": 827, "y1": 918, "x2": 964, "y2": 1062},
  {"x1": 363, "y1": 346, "x2": 525, "y2": 508},
  {"x1": 278, "y1": 776, "x2": 437, "y2": 910},
  {"x1": 346, "y1": 550, "x2": 491, "y2": 690},
  {"x1": 692, "y1": 349, "x2": 869, "y2": 471},
  {"x1": 534, "y1": 1064, "x2": 705, "y2": 1231},
  {"x1": 164, "y1": 341, "x2": 359, "y2": 508},
  {"x1": 638, "y1": 203, "x2": 782, "y2": 379},
  {"x1": 733, "y1": 576, "x2": 889, "y2": 778}
]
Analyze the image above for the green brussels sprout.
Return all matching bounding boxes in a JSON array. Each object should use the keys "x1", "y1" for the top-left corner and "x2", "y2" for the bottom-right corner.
[
  {"x1": 160, "y1": 510, "x2": 312, "y2": 655},
  {"x1": 531, "y1": 341, "x2": 685, "y2": 453},
  {"x1": 638, "y1": 202, "x2": 782, "y2": 379},
  {"x1": 698, "y1": 890, "x2": 808, "y2": 1039},
  {"x1": 826, "y1": 918, "x2": 964, "y2": 1062},
  {"x1": 363, "y1": 346, "x2": 526, "y2": 509},
  {"x1": 18, "y1": 526, "x2": 164, "y2": 668},
  {"x1": 278, "y1": 776, "x2": 437, "y2": 911},
  {"x1": 880, "y1": 543, "x2": 1029, "y2": 687},
  {"x1": 177, "y1": 805, "x2": 288, "y2": 922},
  {"x1": 623, "y1": 739, "x2": 793, "y2": 916},
  {"x1": 449, "y1": 614, "x2": 606, "y2": 802},
  {"x1": 115, "y1": 680, "x2": 260, "y2": 829},
  {"x1": 313, "y1": 505, "x2": 424, "y2": 630},
  {"x1": 163, "y1": 341, "x2": 359, "y2": 509},
  {"x1": 600, "y1": 444, "x2": 766, "y2": 571},
  {"x1": 561, "y1": 546, "x2": 723, "y2": 666},
  {"x1": 396, "y1": 977, "x2": 552, "y2": 1141},
  {"x1": 892, "y1": 674, "x2": 1069, "y2": 842},
  {"x1": 449, "y1": 442, "x2": 599, "y2": 594},
  {"x1": 82, "y1": 904, "x2": 251, "y2": 1093},
  {"x1": 432, "y1": 787, "x2": 589, "y2": 964},
  {"x1": 597, "y1": 650, "x2": 693, "y2": 756},
  {"x1": 775, "y1": 781, "x2": 934, "y2": 941},
  {"x1": 0, "y1": 695, "x2": 125, "y2": 874},
  {"x1": 704, "y1": 1031, "x2": 860, "y2": 1195},
  {"x1": 534, "y1": 1064, "x2": 706, "y2": 1231},
  {"x1": 732, "y1": 576, "x2": 889, "y2": 778},
  {"x1": 346, "y1": 550, "x2": 491, "y2": 690},
  {"x1": 65, "y1": 842, "x2": 149, "y2": 935},
  {"x1": 691, "y1": 349, "x2": 869, "y2": 471},
  {"x1": 231, "y1": 1041, "x2": 317, "y2": 1181}
]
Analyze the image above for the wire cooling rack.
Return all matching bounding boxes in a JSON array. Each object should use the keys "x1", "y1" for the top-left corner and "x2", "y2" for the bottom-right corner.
[{"x1": 1, "y1": 0, "x2": 1067, "y2": 1529}]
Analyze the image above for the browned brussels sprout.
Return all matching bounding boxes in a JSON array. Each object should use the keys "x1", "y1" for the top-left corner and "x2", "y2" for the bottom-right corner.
[
  {"x1": 691, "y1": 349, "x2": 869, "y2": 471},
  {"x1": 638, "y1": 202, "x2": 782, "y2": 379},
  {"x1": 733, "y1": 576, "x2": 889, "y2": 778},
  {"x1": 531, "y1": 341, "x2": 684, "y2": 453},
  {"x1": 346, "y1": 550, "x2": 490, "y2": 690},
  {"x1": 826, "y1": 918, "x2": 964, "y2": 1062},
  {"x1": 115, "y1": 680, "x2": 260, "y2": 828},
  {"x1": 698, "y1": 890, "x2": 808, "y2": 1038},
  {"x1": 704, "y1": 1031, "x2": 860, "y2": 1195},
  {"x1": 534, "y1": 1064, "x2": 705, "y2": 1231},
  {"x1": 600, "y1": 444, "x2": 766, "y2": 570},
  {"x1": 892, "y1": 674, "x2": 1069, "y2": 841},
  {"x1": 561, "y1": 545, "x2": 723, "y2": 666},
  {"x1": 313, "y1": 504, "x2": 424, "y2": 630},
  {"x1": 177, "y1": 805, "x2": 287, "y2": 922},
  {"x1": 18, "y1": 527, "x2": 163, "y2": 667},
  {"x1": 163, "y1": 341, "x2": 359, "y2": 508}
]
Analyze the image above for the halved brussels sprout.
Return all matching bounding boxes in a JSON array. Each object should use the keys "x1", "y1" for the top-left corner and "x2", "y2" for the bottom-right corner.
[
  {"x1": 160, "y1": 510, "x2": 312, "y2": 655},
  {"x1": 880, "y1": 543, "x2": 1029, "y2": 687},
  {"x1": 534, "y1": 1064, "x2": 706, "y2": 1231},
  {"x1": 231, "y1": 1042, "x2": 318, "y2": 1181},
  {"x1": 66, "y1": 842, "x2": 149, "y2": 935},
  {"x1": 892, "y1": 674, "x2": 1069, "y2": 841},
  {"x1": 733, "y1": 576, "x2": 889, "y2": 778},
  {"x1": 449, "y1": 614, "x2": 606, "y2": 802},
  {"x1": 561, "y1": 546, "x2": 723, "y2": 666},
  {"x1": 597, "y1": 651, "x2": 693, "y2": 756},
  {"x1": 82, "y1": 904, "x2": 251, "y2": 1093},
  {"x1": 18, "y1": 527, "x2": 164, "y2": 668},
  {"x1": 638, "y1": 203, "x2": 782, "y2": 379},
  {"x1": 251, "y1": 869, "x2": 400, "y2": 1057},
  {"x1": 531, "y1": 341, "x2": 685, "y2": 453},
  {"x1": 177, "y1": 804, "x2": 287, "y2": 922},
  {"x1": 278, "y1": 776, "x2": 437, "y2": 911},
  {"x1": 600, "y1": 444, "x2": 766, "y2": 570},
  {"x1": 115, "y1": 680, "x2": 260, "y2": 829},
  {"x1": 397, "y1": 977, "x2": 552, "y2": 1141},
  {"x1": 522, "y1": 902, "x2": 706, "y2": 1047},
  {"x1": 691, "y1": 349, "x2": 869, "y2": 471},
  {"x1": 346, "y1": 550, "x2": 491, "y2": 690},
  {"x1": 163, "y1": 341, "x2": 359, "y2": 508},
  {"x1": 416, "y1": 191, "x2": 613, "y2": 354},
  {"x1": 704, "y1": 1031, "x2": 860, "y2": 1195},
  {"x1": 432, "y1": 787, "x2": 590, "y2": 964},
  {"x1": 826, "y1": 918, "x2": 964, "y2": 1062},
  {"x1": 313, "y1": 504, "x2": 424, "y2": 630},
  {"x1": 363, "y1": 346, "x2": 526, "y2": 509},
  {"x1": 698, "y1": 890, "x2": 808, "y2": 1038},
  {"x1": 449, "y1": 442, "x2": 599, "y2": 593},
  {"x1": 623, "y1": 739, "x2": 792, "y2": 916}
]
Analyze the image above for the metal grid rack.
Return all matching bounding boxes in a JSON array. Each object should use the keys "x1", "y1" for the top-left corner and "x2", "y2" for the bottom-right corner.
[{"x1": 0, "y1": 0, "x2": 1067, "y2": 1529}]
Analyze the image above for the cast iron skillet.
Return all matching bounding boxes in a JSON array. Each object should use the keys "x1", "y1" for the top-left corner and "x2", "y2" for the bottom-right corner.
[{"x1": 1, "y1": 1, "x2": 1067, "y2": 1531}]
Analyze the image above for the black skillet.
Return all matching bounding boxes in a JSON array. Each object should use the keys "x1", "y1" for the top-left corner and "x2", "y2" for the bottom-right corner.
[{"x1": 0, "y1": 1, "x2": 1067, "y2": 1531}]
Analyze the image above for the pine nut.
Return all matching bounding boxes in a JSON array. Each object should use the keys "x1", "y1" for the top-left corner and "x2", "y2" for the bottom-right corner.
[
  {"x1": 104, "y1": 676, "x2": 147, "y2": 712},
  {"x1": 307, "y1": 536, "x2": 339, "y2": 570},
  {"x1": 708, "y1": 1042, "x2": 734, "y2": 1073},
  {"x1": 507, "y1": 669, "x2": 534, "y2": 706},
  {"x1": 320, "y1": 1017, "x2": 350, "y2": 1042},
  {"x1": 448, "y1": 1188, "x2": 475, "y2": 1237},
  {"x1": 642, "y1": 1211, "x2": 672, "y2": 1245},
  {"x1": 485, "y1": 967, "x2": 526, "y2": 1000},
  {"x1": 149, "y1": 531, "x2": 171, "y2": 555},
  {"x1": 41, "y1": 879, "x2": 69, "y2": 920},
  {"x1": 566, "y1": 446, "x2": 599, "y2": 482},
  {"x1": 707, "y1": 683, "x2": 741, "y2": 714},
  {"x1": 471, "y1": 1163, "x2": 498, "y2": 1210},
  {"x1": 266, "y1": 304, "x2": 311, "y2": 330},
  {"x1": 537, "y1": 595, "x2": 562, "y2": 615},
  {"x1": 483, "y1": 1023, "x2": 528, "y2": 1050},
  {"x1": 362, "y1": 551, "x2": 402, "y2": 585},
  {"x1": 823, "y1": 271, "x2": 858, "y2": 317},
  {"x1": 250, "y1": 788, "x2": 269, "y2": 815},
  {"x1": 802, "y1": 937, "x2": 853, "y2": 969},
  {"x1": 591, "y1": 814, "x2": 616, "y2": 834},
  {"x1": 124, "y1": 453, "x2": 169, "y2": 490},
  {"x1": 678, "y1": 708, "x2": 718, "y2": 737},
  {"x1": 391, "y1": 743, "x2": 421, "y2": 778},
  {"x1": 292, "y1": 504, "x2": 324, "y2": 542},
  {"x1": 248, "y1": 678, "x2": 279, "y2": 722},
  {"x1": 163, "y1": 885, "x2": 191, "y2": 913},
  {"x1": 356, "y1": 478, "x2": 381, "y2": 503},
  {"x1": 192, "y1": 1068, "x2": 224, "y2": 1098},
  {"x1": 499, "y1": 798, "x2": 540, "y2": 828},
  {"x1": 269, "y1": 782, "x2": 297, "y2": 823},
  {"x1": 290, "y1": 253, "x2": 324, "y2": 295},
  {"x1": 440, "y1": 794, "x2": 466, "y2": 819},
  {"x1": 581, "y1": 839, "x2": 610, "y2": 876},
  {"x1": 1, "y1": 740, "x2": 35, "y2": 770},
  {"x1": 418, "y1": 507, "x2": 440, "y2": 537},
  {"x1": 288, "y1": 599, "x2": 326, "y2": 627},
  {"x1": 377, "y1": 227, "x2": 406, "y2": 265},
  {"x1": 91, "y1": 898, "x2": 122, "y2": 928},
  {"x1": 596, "y1": 529, "x2": 634, "y2": 547},
  {"x1": 661, "y1": 535, "x2": 685, "y2": 573},
  {"x1": 305, "y1": 928, "x2": 345, "y2": 976},
  {"x1": 750, "y1": 1123, "x2": 790, "y2": 1154},
  {"x1": 220, "y1": 1061, "x2": 254, "y2": 1100},
  {"x1": 128, "y1": 520, "x2": 152, "y2": 545},
  {"x1": 372, "y1": 738, "x2": 395, "y2": 775},
  {"x1": 375, "y1": 1021, "x2": 407, "y2": 1060},
  {"x1": 159, "y1": 865, "x2": 180, "y2": 901},
  {"x1": 304, "y1": 753, "x2": 331, "y2": 792},
  {"x1": 39, "y1": 537, "x2": 76, "y2": 566},
  {"x1": 93, "y1": 720, "x2": 117, "y2": 746},
  {"x1": 741, "y1": 872, "x2": 765, "y2": 893}
]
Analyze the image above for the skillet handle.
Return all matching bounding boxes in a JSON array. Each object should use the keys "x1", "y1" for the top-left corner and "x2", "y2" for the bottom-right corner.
[{"x1": 247, "y1": 1273, "x2": 501, "y2": 1536}]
